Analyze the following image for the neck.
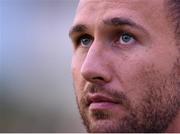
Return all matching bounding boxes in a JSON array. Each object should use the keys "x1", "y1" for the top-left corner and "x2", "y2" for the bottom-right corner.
[{"x1": 165, "y1": 110, "x2": 180, "y2": 132}]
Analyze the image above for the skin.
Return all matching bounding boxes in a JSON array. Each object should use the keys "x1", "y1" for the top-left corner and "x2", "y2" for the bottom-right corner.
[{"x1": 69, "y1": 0, "x2": 180, "y2": 132}]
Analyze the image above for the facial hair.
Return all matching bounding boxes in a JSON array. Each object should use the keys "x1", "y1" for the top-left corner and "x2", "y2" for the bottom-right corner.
[{"x1": 75, "y1": 60, "x2": 180, "y2": 133}]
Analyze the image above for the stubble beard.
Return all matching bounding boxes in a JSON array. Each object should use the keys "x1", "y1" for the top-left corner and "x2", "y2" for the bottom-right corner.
[{"x1": 75, "y1": 59, "x2": 180, "y2": 132}]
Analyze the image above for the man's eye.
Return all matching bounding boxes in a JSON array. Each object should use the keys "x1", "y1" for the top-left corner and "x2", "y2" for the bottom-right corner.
[
  {"x1": 79, "y1": 35, "x2": 93, "y2": 47},
  {"x1": 119, "y1": 32, "x2": 135, "y2": 45}
]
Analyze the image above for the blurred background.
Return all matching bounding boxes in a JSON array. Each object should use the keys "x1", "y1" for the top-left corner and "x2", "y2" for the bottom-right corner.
[{"x1": 0, "y1": 0, "x2": 86, "y2": 132}]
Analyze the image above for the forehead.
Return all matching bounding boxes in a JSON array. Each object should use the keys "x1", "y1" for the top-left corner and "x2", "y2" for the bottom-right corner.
[
  {"x1": 73, "y1": 0, "x2": 167, "y2": 32},
  {"x1": 77, "y1": 0, "x2": 164, "y2": 11},
  {"x1": 78, "y1": 0, "x2": 153, "y2": 11}
]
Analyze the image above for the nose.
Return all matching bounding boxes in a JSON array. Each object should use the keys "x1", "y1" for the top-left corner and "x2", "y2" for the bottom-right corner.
[{"x1": 80, "y1": 42, "x2": 112, "y2": 85}]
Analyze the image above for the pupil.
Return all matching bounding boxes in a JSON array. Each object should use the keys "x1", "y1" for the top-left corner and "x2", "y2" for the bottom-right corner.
[
  {"x1": 122, "y1": 34, "x2": 131, "y2": 42},
  {"x1": 82, "y1": 38, "x2": 89, "y2": 45}
]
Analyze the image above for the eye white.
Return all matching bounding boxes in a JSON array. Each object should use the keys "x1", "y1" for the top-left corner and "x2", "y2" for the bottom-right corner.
[{"x1": 119, "y1": 33, "x2": 135, "y2": 45}]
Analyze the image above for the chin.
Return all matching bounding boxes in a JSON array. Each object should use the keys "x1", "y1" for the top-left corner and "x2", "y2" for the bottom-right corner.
[
  {"x1": 83, "y1": 107, "x2": 128, "y2": 132},
  {"x1": 88, "y1": 120, "x2": 118, "y2": 133}
]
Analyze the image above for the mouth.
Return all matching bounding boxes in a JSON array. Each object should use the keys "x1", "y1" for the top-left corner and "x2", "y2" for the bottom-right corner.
[{"x1": 87, "y1": 94, "x2": 120, "y2": 110}]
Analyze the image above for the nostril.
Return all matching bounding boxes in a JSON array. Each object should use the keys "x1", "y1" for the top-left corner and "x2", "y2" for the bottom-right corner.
[
  {"x1": 93, "y1": 76, "x2": 104, "y2": 81},
  {"x1": 91, "y1": 76, "x2": 106, "y2": 85}
]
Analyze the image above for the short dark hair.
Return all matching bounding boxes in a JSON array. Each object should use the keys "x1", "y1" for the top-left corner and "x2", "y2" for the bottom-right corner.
[{"x1": 166, "y1": 0, "x2": 180, "y2": 42}]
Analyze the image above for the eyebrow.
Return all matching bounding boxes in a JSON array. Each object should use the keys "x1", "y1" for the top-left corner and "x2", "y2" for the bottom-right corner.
[
  {"x1": 69, "y1": 17, "x2": 148, "y2": 37},
  {"x1": 69, "y1": 24, "x2": 88, "y2": 37},
  {"x1": 103, "y1": 17, "x2": 148, "y2": 34}
]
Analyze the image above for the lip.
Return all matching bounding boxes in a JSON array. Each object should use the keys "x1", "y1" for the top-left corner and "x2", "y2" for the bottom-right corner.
[{"x1": 87, "y1": 94, "x2": 119, "y2": 110}]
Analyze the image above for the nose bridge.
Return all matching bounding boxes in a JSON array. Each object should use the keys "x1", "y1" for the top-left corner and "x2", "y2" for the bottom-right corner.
[
  {"x1": 80, "y1": 40, "x2": 111, "y2": 84},
  {"x1": 82, "y1": 40, "x2": 104, "y2": 71},
  {"x1": 84, "y1": 18, "x2": 106, "y2": 64}
]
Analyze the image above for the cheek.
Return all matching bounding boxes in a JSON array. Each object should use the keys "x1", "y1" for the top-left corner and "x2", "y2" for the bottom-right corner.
[
  {"x1": 71, "y1": 55, "x2": 85, "y2": 97},
  {"x1": 116, "y1": 51, "x2": 175, "y2": 104},
  {"x1": 120, "y1": 44, "x2": 178, "y2": 86},
  {"x1": 71, "y1": 53, "x2": 83, "y2": 81},
  {"x1": 71, "y1": 50, "x2": 87, "y2": 77}
]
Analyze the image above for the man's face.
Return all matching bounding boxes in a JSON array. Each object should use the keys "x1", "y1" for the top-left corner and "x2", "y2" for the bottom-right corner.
[{"x1": 70, "y1": 0, "x2": 180, "y2": 132}]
